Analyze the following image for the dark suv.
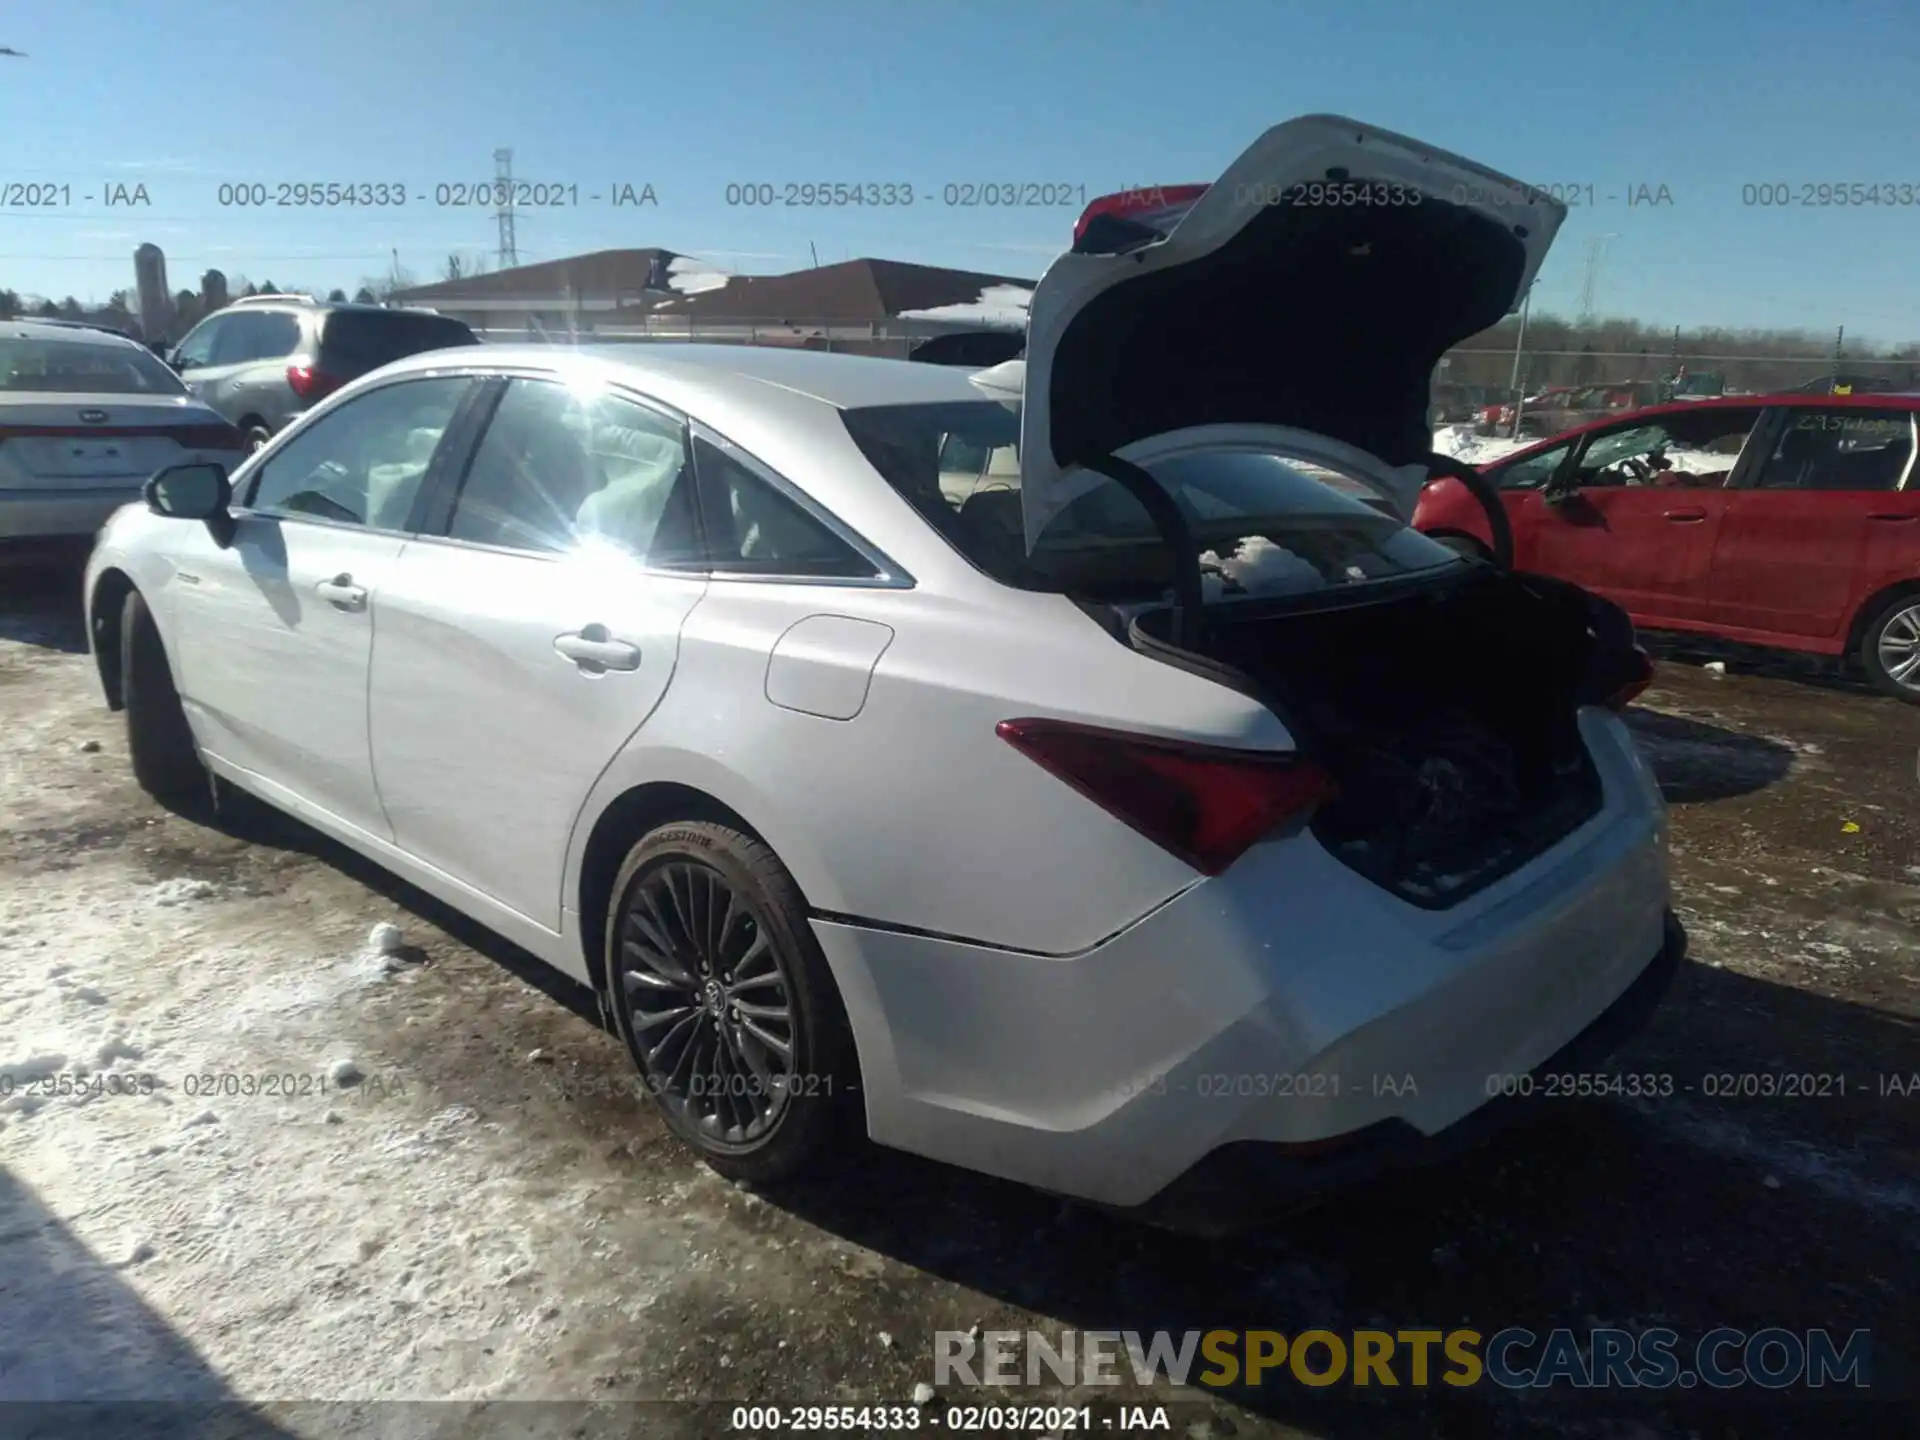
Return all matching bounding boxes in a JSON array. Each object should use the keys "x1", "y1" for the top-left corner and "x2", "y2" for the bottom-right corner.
[{"x1": 168, "y1": 296, "x2": 478, "y2": 449}]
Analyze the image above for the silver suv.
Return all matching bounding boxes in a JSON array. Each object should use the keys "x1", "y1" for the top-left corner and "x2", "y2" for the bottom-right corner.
[{"x1": 168, "y1": 296, "x2": 478, "y2": 450}]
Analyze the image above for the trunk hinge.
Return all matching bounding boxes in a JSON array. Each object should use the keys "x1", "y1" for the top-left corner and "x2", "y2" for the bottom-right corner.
[{"x1": 1080, "y1": 453, "x2": 1205, "y2": 650}]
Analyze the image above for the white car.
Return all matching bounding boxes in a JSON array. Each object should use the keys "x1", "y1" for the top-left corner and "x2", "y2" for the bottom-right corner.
[
  {"x1": 1, "y1": 319, "x2": 247, "y2": 557},
  {"x1": 85, "y1": 116, "x2": 1681, "y2": 1229}
]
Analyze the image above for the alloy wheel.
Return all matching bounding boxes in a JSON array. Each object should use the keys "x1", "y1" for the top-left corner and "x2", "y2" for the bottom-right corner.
[
  {"x1": 617, "y1": 860, "x2": 797, "y2": 1148},
  {"x1": 1877, "y1": 601, "x2": 1920, "y2": 692}
]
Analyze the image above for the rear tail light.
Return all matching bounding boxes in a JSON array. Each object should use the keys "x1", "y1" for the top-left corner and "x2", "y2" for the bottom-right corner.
[
  {"x1": 287, "y1": 360, "x2": 344, "y2": 401},
  {"x1": 996, "y1": 718, "x2": 1336, "y2": 876},
  {"x1": 1605, "y1": 646, "x2": 1656, "y2": 711}
]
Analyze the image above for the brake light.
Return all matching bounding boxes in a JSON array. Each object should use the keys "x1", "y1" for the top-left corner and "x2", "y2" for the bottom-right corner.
[
  {"x1": 287, "y1": 361, "x2": 343, "y2": 401},
  {"x1": 1606, "y1": 646, "x2": 1656, "y2": 711},
  {"x1": 996, "y1": 718, "x2": 1336, "y2": 876}
]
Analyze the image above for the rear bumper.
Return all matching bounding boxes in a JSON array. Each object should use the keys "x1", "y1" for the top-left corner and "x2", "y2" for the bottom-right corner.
[
  {"x1": 812, "y1": 707, "x2": 1675, "y2": 1213},
  {"x1": 0, "y1": 488, "x2": 138, "y2": 543},
  {"x1": 1122, "y1": 910, "x2": 1685, "y2": 1233}
]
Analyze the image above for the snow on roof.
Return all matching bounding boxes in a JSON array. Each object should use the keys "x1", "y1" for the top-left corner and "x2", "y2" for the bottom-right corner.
[
  {"x1": 664, "y1": 255, "x2": 730, "y2": 295},
  {"x1": 898, "y1": 283, "x2": 1033, "y2": 328}
]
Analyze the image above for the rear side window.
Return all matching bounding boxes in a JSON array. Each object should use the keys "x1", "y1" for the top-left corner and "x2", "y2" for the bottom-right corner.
[
  {"x1": 691, "y1": 436, "x2": 881, "y2": 579},
  {"x1": 842, "y1": 400, "x2": 1458, "y2": 599},
  {"x1": 248, "y1": 312, "x2": 302, "y2": 360},
  {"x1": 319, "y1": 311, "x2": 477, "y2": 375}
]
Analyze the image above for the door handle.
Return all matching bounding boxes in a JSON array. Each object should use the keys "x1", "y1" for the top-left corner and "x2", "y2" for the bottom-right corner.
[
  {"x1": 315, "y1": 573, "x2": 367, "y2": 611},
  {"x1": 1866, "y1": 513, "x2": 1916, "y2": 523},
  {"x1": 1662, "y1": 508, "x2": 1707, "y2": 522},
  {"x1": 555, "y1": 624, "x2": 641, "y2": 673}
]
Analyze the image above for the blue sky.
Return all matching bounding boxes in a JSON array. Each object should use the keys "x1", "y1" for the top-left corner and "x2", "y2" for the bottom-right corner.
[{"x1": 5, "y1": 0, "x2": 1920, "y2": 341}]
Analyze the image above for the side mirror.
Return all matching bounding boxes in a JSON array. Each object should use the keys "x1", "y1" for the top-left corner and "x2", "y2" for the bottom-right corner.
[{"x1": 145, "y1": 462, "x2": 237, "y2": 547}]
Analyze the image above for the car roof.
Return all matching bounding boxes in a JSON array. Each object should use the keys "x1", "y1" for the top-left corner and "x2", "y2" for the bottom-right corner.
[
  {"x1": 379, "y1": 341, "x2": 996, "y2": 409},
  {"x1": 1, "y1": 318, "x2": 149, "y2": 348}
]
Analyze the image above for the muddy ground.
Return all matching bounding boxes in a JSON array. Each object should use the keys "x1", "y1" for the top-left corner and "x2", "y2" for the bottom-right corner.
[{"x1": 1, "y1": 564, "x2": 1915, "y2": 1440}]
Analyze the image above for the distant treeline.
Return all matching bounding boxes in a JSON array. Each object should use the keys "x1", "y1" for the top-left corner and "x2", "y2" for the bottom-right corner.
[{"x1": 1441, "y1": 314, "x2": 1920, "y2": 394}]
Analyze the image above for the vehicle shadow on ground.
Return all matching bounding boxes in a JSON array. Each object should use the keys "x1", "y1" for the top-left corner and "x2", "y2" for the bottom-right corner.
[
  {"x1": 753, "y1": 959, "x2": 1916, "y2": 1438},
  {"x1": 0, "y1": 1167, "x2": 297, "y2": 1437},
  {"x1": 0, "y1": 564, "x2": 88, "y2": 656},
  {"x1": 1622, "y1": 707, "x2": 1798, "y2": 802}
]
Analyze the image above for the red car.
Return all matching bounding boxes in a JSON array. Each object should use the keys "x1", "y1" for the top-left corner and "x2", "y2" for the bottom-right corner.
[{"x1": 1413, "y1": 393, "x2": 1920, "y2": 700}]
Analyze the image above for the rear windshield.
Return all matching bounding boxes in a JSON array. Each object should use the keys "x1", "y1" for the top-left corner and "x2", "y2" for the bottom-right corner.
[
  {"x1": 841, "y1": 400, "x2": 1461, "y2": 599},
  {"x1": 0, "y1": 337, "x2": 188, "y2": 395},
  {"x1": 318, "y1": 311, "x2": 477, "y2": 374}
]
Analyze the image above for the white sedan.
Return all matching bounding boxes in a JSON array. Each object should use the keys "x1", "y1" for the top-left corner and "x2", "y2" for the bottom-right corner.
[
  {"x1": 1, "y1": 319, "x2": 246, "y2": 556},
  {"x1": 84, "y1": 116, "x2": 1682, "y2": 1228}
]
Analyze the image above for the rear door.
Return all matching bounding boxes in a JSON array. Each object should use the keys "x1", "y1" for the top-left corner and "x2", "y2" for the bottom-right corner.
[
  {"x1": 366, "y1": 373, "x2": 711, "y2": 930},
  {"x1": 1706, "y1": 405, "x2": 1919, "y2": 641}
]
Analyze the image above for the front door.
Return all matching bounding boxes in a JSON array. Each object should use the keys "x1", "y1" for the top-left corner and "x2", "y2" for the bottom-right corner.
[
  {"x1": 166, "y1": 374, "x2": 477, "y2": 838},
  {"x1": 1707, "y1": 405, "x2": 1919, "y2": 640},
  {"x1": 1528, "y1": 408, "x2": 1763, "y2": 624}
]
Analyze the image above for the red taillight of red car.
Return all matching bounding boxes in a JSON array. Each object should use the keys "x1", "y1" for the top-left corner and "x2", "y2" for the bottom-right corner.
[
  {"x1": 1606, "y1": 646, "x2": 1656, "y2": 712},
  {"x1": 996, "y1": 718, "x2": 1336, "y2": 876},
  {"x1": 287, "y1": 361, "x2": 344, "y2": 401}
]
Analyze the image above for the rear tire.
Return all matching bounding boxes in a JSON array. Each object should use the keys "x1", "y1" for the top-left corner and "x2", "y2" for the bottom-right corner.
[
  {"x1": 120, "y1": 588, "x2": 205, "y2": 799},
  {"x1": 1858, "y1": 593, "x2": 1920, "y2": 702},
  {"x1": 242, "y1": 421, "x2": 272, "y2": 452},
  {"x1": 605, "y1": 820, "x2": 858, "y2": 1184}
]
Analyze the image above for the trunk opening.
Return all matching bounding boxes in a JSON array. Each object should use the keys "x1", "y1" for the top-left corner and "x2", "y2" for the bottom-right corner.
[{"x1": 1129, "y1": 569, "x2": 1635, "y2": 907}]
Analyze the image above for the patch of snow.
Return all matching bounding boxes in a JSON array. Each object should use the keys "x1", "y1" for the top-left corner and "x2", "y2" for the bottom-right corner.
[
  {"x1": 149, "y1": 878, "x2": 216, "y2": 907},
  {"x1": 664, "y1": 255, "x2": 730, "y2": 295},
  {"x1": 899, "y1": 284, "x2": 1033, "y2": 329},
  {"x1": 1200, "y1": 535, "x2": 1324, "y2": 599},
  {"x1": 367, "y1": 921, "x2": 404, "y2": 955},
  {"x1": 1431, "y1": 426, "x2": 1533, "y2": 465},
  {"x1": 913, "y1": 1382, "x2": 936, "y2": 1405},
  {"x1": 1644, "y1": 1100, "x2": 1920, "y2": 1214}
]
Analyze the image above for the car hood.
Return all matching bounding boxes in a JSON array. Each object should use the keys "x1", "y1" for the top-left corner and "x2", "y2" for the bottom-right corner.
[{"x1": 1017, "y1": 113, "x2": 1566, "y2": 550}]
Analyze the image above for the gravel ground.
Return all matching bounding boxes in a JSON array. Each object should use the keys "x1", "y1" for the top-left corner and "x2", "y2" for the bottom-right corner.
[{"x1": 1, "y1": 563, "x2": 1915, "y2": 1440}]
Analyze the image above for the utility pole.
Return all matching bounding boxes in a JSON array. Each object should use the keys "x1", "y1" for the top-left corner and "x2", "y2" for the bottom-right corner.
[
  {"x1": 1506, "y1": 283, "x2": 1533, "y2": 438},
  {"x1": 1576, "y1": 234, "x2": 1617, "y2": 322},
  {"x1": 494, "y1": 148, "x2": 519, "y2": 270}
]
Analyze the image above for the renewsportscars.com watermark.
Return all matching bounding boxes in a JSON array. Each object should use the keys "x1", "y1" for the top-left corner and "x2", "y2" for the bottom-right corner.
[{"x1": 935, "y1": 1327, "x2": 1872, "y2": 1391}]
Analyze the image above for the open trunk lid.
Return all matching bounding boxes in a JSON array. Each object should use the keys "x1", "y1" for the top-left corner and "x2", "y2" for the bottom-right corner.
[{"x1": 1019, "y1": 114, "x2": 1566, "y2": 548}]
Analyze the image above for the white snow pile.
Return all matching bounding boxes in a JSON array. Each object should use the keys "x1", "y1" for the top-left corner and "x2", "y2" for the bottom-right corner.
[
  {"x1": 352, "y1": 921, "x2": 408, "y2": 981},
  {"x1": 148, "y1": 877, "x2": 217, "y2": 907},
  {"x1": 1201, "y1": 535, "x2": 1325, "y2": 599},
  {"x1": 1431, "y1": 425, "x2": 1533, "y2": 465},
  {"x1": 663, "y1": 254, "x2": 730, "y2": 296},
  {"x1": 899, "y1": 283, "x2": 1033, "y2": 329}
]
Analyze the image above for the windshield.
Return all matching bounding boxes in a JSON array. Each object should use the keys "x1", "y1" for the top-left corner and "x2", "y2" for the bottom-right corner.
[
  {"x1": 0, "y1": 337, "x2": 188, "y2": 395},
  {"x1": 843, "y1": 400, "x2": 1462, "y2": 600}
]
